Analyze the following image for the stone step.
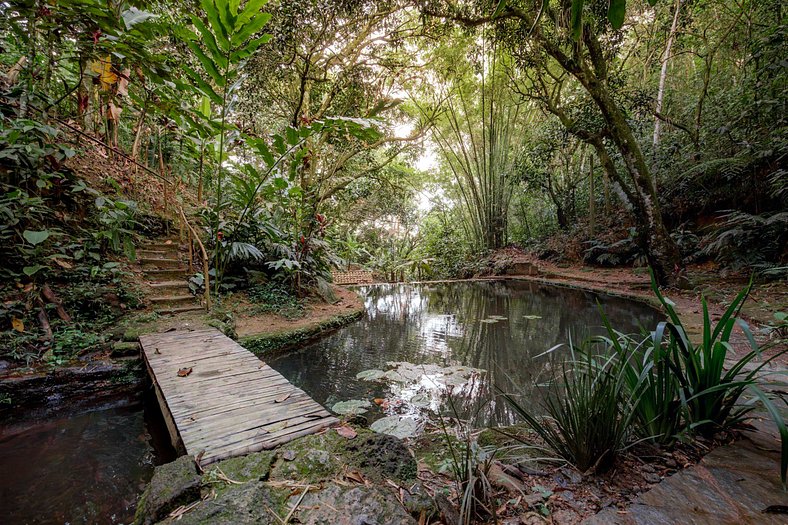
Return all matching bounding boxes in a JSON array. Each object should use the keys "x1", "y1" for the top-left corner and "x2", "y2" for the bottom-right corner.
[
  {"x1": 148, "y1": 281, "x2": 191, "y2": 296},
  {"x1": 137, "y1": 249, "x2": 177, "y2": 259},
  {"x1": 155, "y1": 305, "x2": 205, "y2": 315},
  {"x1": 140, "y1": 257, "x2": 183, "y2": 269},
  {"x1": 143, "y1": 241, "x2": 181, "y2": 251},
  {"x1": 144, "y1": 268, "x2": 190, "y2": 280},
  {"x1": 149, "y1": 295, "x2": 195, "y2": 307}
]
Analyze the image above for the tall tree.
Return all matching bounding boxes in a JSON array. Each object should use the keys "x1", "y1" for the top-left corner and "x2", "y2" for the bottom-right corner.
[{"x1": 421, "y1": 0, "x2": 683, "y2": 284}]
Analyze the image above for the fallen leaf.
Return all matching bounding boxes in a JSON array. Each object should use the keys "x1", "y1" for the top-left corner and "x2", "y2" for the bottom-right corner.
[
  {"x1": 373, "y1": 398, "x2": 386, "y2": 405},
  {"x1": 345, "y1": 468, "x2": 366, "y2": 484},
  {"x1": 336, "y1": 425, "x2": 357, "y2": 439},
  {"x1": 11, "y1": 317, "x2": 24, "y2": 332},
  {"x1": 275, "y1": 393, "x2": 291, "y2": 403},
  {"x1": 53, "y1": 259, "x2": 73, "y2": 269},
  {"x1": 154, "y1": 348, "x2": 161, "y2": 355},
  {"x1": 177, "y1": 367, "x2": 193, "y2": 377}
]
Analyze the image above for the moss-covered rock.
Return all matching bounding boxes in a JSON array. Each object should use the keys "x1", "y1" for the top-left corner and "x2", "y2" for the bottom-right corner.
[
  {"x1": 111, "y1": 341, "x2": 141, "y2": 357},
  {"x1": 240, "y1": 310, "x2": 363, "y2": 357},
  {"x1": 161, "y1": 480, "x2": 290, "y2": 525},
  {"x1": 135, "y1": 455, "x2": 201, "y2": 525},
  {"x1": 345, "y1": 433, "x2": 417, "y2": 484},
  {"x1": 295, "y1": 482, "x2": 416, "y2": 525},
  {"x1": 207, "y1": 450, "x2": 277, "y2": 492}
]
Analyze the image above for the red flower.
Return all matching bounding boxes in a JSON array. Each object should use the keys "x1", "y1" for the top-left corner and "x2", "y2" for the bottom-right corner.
[{"x1": 217, "y1": 231, "x2": 223, "y2": 241}]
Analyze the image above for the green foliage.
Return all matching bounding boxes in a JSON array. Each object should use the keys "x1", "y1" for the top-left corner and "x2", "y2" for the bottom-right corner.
[
  {"x1": 435, "y1": 398, "x2": 498, "y2": 525},
  {"x1": 50, "y1": 328, "x2": 103, "y2": 364},
  {"x1": 499, "y1": 346, "x2": 637, "y2": 473},
  {"x1": 703, "y1": 211, "x2": 788, "y2": 278},
  {"x1": 247, "y1": 282, "x2": 304, "y2": 319},
  {"x1": 648, "y1": 274, "x2": 784, "y2": 440}
]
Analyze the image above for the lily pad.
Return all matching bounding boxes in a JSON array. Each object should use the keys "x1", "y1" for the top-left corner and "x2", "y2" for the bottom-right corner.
[
  {"x1": 331, "y1": 399, "x2": 372, "y2": 416},
  {"x1": 356, "y1": 369, "x2": 386, "y2": 381},
  {"x1": 369, "y1": 415, "x2": 420, "y2": 439}
]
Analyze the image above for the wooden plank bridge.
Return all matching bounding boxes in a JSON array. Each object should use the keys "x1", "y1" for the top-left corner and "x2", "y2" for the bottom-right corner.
[{"x1": 139, "y1": 328, "x2": 338, "y2": 465}]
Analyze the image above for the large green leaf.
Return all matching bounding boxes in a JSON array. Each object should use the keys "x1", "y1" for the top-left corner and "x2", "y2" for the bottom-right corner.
[
  {"x1": 201, "y1": 0, "x2": 230, "y2": 51},
  {"x1": 231, "y1": 12, "x2": 271, "y2": 45},
  {"x1": 122, "y1": 7, "x2": 157, "y2": 29},
  {"x1": 230, "y1": 33, "x2": 272, "y2": 62},
  {"x1": 23, "y1": 229, "x2": 50, "y2": 245},
  {"x1": 608, "y1": 0, "x2": 627, "y2": 29},
  {"x1": 183, "y1": 65, "x2": 223, "y2": 104},
  {"x1": 23, "y1": 264, "x2": 47, "y2": 276},
  {"x1": 215, "y1": 0, "x2": 237, "y2": 39},
  {"x1": 185, "y1": 40, "x2": 225, "y2": 87},
  {"x1": 236, "y1": 0, "x2": 268, "y2": 28},
  {"x1": 191, "y1": 15, "x2": 227, "y2": 69}
]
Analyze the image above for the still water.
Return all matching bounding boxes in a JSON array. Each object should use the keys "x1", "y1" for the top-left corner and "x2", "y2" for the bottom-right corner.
[
  {"x1": 269, "y1": 280, "x2": 663, "y2": 427},
  {"x1": 0, "y1": 394, "x2": 173, "y2": 524}
]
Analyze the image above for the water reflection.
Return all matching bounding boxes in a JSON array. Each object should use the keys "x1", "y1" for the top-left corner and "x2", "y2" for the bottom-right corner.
[{"x1": 269, "y1": 280, "x2": 662, "y2": 427}]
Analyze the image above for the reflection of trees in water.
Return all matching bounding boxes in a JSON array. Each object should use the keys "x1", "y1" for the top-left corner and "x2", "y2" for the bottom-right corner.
[{"x1": 270, "y1": 281, "x2": 662, "y2": 427}]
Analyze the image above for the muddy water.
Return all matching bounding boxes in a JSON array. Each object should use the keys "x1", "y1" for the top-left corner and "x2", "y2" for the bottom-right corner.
[
  {"x1": 269, "y1": 280, "x2": 663, "y2": 426},
  {"x1": 0, "y1": 392, "x2": 174, "y2": 524}
]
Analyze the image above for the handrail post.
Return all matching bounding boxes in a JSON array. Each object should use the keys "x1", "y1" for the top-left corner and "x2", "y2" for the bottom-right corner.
[{"x1": 178, "y1": 205, "x2": 211, "y2": 311}]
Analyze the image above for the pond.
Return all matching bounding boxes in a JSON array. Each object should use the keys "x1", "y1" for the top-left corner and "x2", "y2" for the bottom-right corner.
[
  {"x1": 269, "y1": 280, "x2": 663, "y2": 429},
  {"x1": 0, "y1": 393, "x2": 174, "y2": 525}
]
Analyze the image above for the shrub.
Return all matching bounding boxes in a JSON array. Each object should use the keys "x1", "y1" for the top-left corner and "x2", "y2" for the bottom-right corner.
[{"x1": 499, "y1": 346, "x2": 638, "y2": 473}]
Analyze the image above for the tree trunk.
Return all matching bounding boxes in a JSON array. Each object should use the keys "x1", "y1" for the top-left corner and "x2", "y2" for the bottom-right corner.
[
  {"x1": 581, "y1": 76, "x2": 680, "y2": 284},
  {"x1": 654, "y1": 0, "x2": 682, "y2": 146}
]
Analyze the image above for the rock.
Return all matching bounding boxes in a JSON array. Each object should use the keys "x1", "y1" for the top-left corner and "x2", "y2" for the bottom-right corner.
[
  {"x1": 345, "y1": 433, "x2": 417, "y2": 484},
  {"x1": 210, "y1": 451, "x2": 276, "y2": 486},
  {"x1": 166, "y1": 480, "x2": 289, "y2": 525},
  {"x1": 642, "y1": 472, "x2": 661, "y2": 484},
  {"x1": 296, "y1": 482, "x2": 415, "y2": 525},
  {"x1": 488, "y1": 463, "x2": 527, "y2": 493},
  {"x1": 434, "y1": 493, "x2": 460, "y2": 525},
  {"x1": 559, "y1": 466, "x2": 583, "y2": 484},
  {"x1": 402, "y1": 481, "x2": 437, "y2": 519},
  {"x1": 135, "y1": 455, "x2": 201, "y2": 525},
  {"x1": 111, "y1": 341, "x2": 141, "y2": 357},
  {"x1": 273, "y1": 444, "x2": 339, "y2": 481}
]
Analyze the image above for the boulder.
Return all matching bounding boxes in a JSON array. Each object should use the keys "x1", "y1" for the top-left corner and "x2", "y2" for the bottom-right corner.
[
  {"x1": 134, "y1": 455, "x2": 201, "y2": 525},
  {"x1": 295, "y1": 482, "x2": 416, "y2": 525}
]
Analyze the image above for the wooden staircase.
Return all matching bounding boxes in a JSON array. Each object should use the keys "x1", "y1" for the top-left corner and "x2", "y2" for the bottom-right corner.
[{"x1": 140, "y1": 239, "x2": 204, "y2": 315}]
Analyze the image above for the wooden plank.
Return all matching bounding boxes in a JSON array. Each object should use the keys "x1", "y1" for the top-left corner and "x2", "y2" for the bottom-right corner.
[
  {"x1": 140, "y1": 327, "x2": 336, "y2": 465},
  {"x1": 186, "y1": 408, "x2": 334, "y2": 452},
  {"x1": 168, "y1": 386, "x2": 298, "y2": 417}
]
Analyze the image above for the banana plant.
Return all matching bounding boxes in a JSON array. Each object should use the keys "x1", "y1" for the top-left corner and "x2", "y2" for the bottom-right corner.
[{"x1": 179, "y1": 0, "x2": 273, "y2": 295}]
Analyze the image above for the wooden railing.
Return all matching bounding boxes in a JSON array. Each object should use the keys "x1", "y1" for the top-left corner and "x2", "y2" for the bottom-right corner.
[{"x1": 177, "y1": 204, "x2": 211, "y2": 311}]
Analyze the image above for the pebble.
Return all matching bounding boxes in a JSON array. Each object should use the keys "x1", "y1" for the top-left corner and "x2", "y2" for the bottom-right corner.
[{"x1": 643, "y1": 472, "x2": 662, "y2": 484}]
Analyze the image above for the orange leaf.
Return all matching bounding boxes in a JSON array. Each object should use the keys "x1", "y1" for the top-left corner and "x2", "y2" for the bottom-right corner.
[
  {"x1": 336, "y1": 425, "x2": 357, "y2": 439},
  {"x1": 177, "y1": 367, "x2": 193, "y2": 377},
  {"x1": 11, "y1": 317, "x2": 24, "y2": 332}
]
